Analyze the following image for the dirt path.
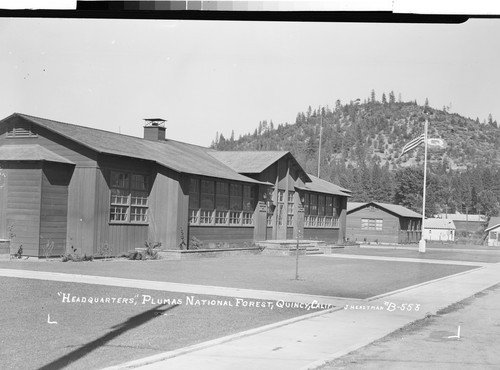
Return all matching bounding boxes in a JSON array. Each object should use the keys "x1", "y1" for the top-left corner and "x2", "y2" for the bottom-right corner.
[{"x1": 319, "y1": 284, "x2": 500, "y2": 369}]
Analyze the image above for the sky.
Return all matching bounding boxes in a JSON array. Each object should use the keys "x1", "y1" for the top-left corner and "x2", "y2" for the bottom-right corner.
[{"x1": 1, "y1": 17, "x2": 499, "y2": 146}]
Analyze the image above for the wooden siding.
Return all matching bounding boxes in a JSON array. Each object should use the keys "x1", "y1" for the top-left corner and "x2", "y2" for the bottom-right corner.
[
  {"x1": 253, "y1": 198, "x2": 268, "y2": 241},
  {"x1": 0, "y1": 166, "x2": 6, "y2": 239},
  {"x1": 303, "y1": 228, "x2": 340, "y2": 243},
  {"x1": 39, "y1": 164, "x2": 71, "y2": 256},
  {"x1": 66, "y1": 167, "x2": 98, "y2": 256},
  {"x1": 148, "y1": 165, "x2": 184, "y2": 249},
  {"x1": 94, "y1": 156, "x2": 155, "y2": 255},
  {"x1": 4, "y1": 164, "x2": 42, "y2": 256},
  {"x1": 346, "y1": 206, "x2": 400, "y2": 244},
  {"x1": 188, "y1": 226, "x2": 254, "y2": 247},
  {"x1": 108, "y1": 224, "x2": 149, "y2": 254}
]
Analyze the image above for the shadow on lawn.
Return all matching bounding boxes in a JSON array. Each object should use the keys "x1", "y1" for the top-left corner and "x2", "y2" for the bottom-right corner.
[{"x1": 38, "y1": 303, "x2": 179, "y2": 370}]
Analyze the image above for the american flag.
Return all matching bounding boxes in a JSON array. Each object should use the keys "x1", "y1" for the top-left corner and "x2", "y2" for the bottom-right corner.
[{"x1": 400, "y1": 134, "x2": 425, "y2": 157}]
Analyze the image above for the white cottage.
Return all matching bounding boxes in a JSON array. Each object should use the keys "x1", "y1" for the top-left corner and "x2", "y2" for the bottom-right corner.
[
  {"x1": 485, "y1": 217, "x2": 500, "y2": 247},
  {"x1": 423, "y1": 218, "x2": 456, "y2": 241}
]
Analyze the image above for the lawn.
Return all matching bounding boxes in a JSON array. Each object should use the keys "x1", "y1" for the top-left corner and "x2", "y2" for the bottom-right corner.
[
  {"x1": 0, "y1": 276, "x2": 321, "y2": 370},
  {"x1": 332, "y1": 247, "x2": 500, "y2": 263},
  {"x1": 0, "y1": 254, "x2": 478, "y2": 299}
]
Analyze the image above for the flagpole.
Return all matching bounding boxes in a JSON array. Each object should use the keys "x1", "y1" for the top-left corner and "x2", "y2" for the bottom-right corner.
[
  {"x1": 419, "y1": 118, "x2": 429, "y2": 253},
  {"x1": 317, "y1": 114, "x2": 323, "y2": 178}
]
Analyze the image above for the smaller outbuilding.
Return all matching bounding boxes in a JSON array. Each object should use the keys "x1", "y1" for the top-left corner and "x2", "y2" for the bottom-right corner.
[
  {"x1": 434, "y1": 212, "x2": 487, "y2": 237},
  {"x1": 346, "y1": 202, "x2": 422, "y2": 244},
  {"x1": 484, "y1": 217, "x2": 500, "y2": 247},
  {"x1": 423, "y1": 218, "x2": 456, "y2": 242}
]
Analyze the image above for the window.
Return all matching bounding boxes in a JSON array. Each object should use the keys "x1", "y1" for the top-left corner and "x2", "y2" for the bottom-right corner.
[
  {"x1": 243, "y1": 185, "x2": 254, "y2": 211},
  {"x1": 287, "y1": 191, "x2": 294, "y2": 227},
  {"x1": 110, "y1": 171, "x2": 149, "y2": 223},
  {"x1": 266, "y1": 212, "x2": 273, "y2": 227},
  {"x1": 201, "y1": 180, "x2": 215, "y2": 209},
  {"x1": 230, "y1": 184, "x2": 242, "y2": 210},
  {"x1": 310, "y1": 194, "x2": 318, "y2": 215},
  {"x1": 303, "y1": 192, "x2": 339, "y2": 228},
  {"x1": 326, "y1": 196, "x2": 334, "y2": 217},
  {"x1": 318, "y1": 195, "x2": 325, "y2": 217},
  {"x1": 189, "y1": 178, "x2": 200, "y2": 224},
  {"x1": 189, "y1": 178, "x2": 254, "y2": 226},
  {"x1": 490, "y1": 232, "x2": 497, "y2": 240},
  {"x1": 361, "y1": 218, "x2": 383, "y2": 231},
  {"x1": 303, "y1": 193, "x2": 310, "y2": 215}
]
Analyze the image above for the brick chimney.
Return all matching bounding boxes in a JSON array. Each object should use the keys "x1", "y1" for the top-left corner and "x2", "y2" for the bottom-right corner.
[{"x1": 143, "y1": 118, "x2": 166, "y2": 141}]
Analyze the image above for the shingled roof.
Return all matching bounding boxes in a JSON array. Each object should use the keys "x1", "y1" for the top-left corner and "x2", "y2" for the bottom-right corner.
[
  {"x1": 485, "y1": 217, "x2": 500, "y2": 232},
  {"x1": 347, "y1": 201, "x2": 422, "y2": 218},
  {"x1": 295, "y1": 174, "x2": 351, "y2": 197},
  {"x1": 208, "y1": 150, "x2": 311, "y2": 182},
  {"x1": 425, "y1": 218, "x2": 456, "y2": 229},
  {"x1": 5, "y1": 113, "x2": 262, "y2": 184},
  {"x1": 0, "y1": 144, "x2": 75, "y2": 164}
]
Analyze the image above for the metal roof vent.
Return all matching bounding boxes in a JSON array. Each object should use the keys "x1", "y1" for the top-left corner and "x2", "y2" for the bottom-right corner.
[{"x1": 143, "y1": 118, "x2": 166, "y2": 141}]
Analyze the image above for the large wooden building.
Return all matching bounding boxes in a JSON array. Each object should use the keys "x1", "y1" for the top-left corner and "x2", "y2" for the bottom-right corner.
[
  {"x1": 346, "y1": 202, "x2": 422, "y2": 244},
  {"x1": 0, "y1": 113, "x2": 351, "y2": 257}
]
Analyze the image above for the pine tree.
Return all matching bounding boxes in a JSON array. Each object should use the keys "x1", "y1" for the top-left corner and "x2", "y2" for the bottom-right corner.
[
  {"x1": 382, "y1": 93, "x2": 387, "y2": 104},
  {"x1": 389, "y1": 91, "x2": 395, "y2": 104}
]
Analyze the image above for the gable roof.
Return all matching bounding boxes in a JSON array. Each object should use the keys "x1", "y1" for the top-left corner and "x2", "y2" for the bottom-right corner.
[
  {"x1": 485, "y1": 217, "x2": 500, "y2": 232},
  {"x1": 347, "y1": 202, "x2": 366, "y2": 212},
  {"x1": 0, "y1": 144, "x2": 75, "y2": 164},
  {"x1": 209, "y1": 150, "x2": 311, "y2": 182},
  {"x1": 434, "y1": 213, "x2": 486, "y2": 222},
  {"x1": 4, "y1": 113, "x2": 262, "y2": 184},
  {"x1": 425, "y1": 218, "x2": 456, "y2": 230},
  {"x1": 296, "y1": 174, "x2": 351, "y2": 197},
  {"x1": 209, "y1": 151, "x2": 288, "y2": 173},
  {"x1": 347, "y1": 201, "x2": 422, "y2": 218}
]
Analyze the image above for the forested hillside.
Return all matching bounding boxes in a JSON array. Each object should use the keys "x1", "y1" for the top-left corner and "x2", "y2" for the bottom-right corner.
[{"x1": 213, "y1": 91, "x2": 500, "y2": 218}]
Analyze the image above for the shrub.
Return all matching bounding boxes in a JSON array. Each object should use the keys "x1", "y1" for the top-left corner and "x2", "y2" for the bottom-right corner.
[
  {"x1": 190, "y1": 236, "x2": 204, "y2": 250},
  {"x1": 97, "y1": 242, "x2": 113, "y2": 260},
  {"x1": 125, "y1": 241, "x2": 161, "y2": 260},
  {"x1": 42, "y1": 240, "x2": 54, "y2": 260},
  {"x1": 61, "y1": 245, "x2": 93, "y2": 262}
]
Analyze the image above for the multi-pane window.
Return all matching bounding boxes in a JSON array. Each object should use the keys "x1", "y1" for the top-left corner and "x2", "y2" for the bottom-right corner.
[
  {"x1": 318, "y1": 195, "x2": 325, "y2": 217},
  {"x1": 310, "y1": 194, "x2": 318, "y2": 215},
  {"x1": 243, "y1": 185, "x2": 254, "y2": 211},
  {"x1": 277, "y1": 190, "x2": 285, "y2": 226},
  {"x1": 189, "y1": 178, "x2": 200, "y2": 223},
  {"x1": 361, "y1": 218, "x2": 383, "y2": 230},
  {"x1": 110, "y1": 171, "x2": 149, "y2": 223},
  {"x1": 189, "y1": 178, "x2": 255, "y2": 226},
  {"x1": 201, "y1": 180, "x2": 215, "y2": 210},
  {"x1": 266, "y1": 213, "x2": 273, "y2": 227},
  {"x1": 287, "y1": 191, "x2": 294, "y2": 227},
  {"x1": 303, "y1": 192, "x2": 340, "y2": 228}
]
